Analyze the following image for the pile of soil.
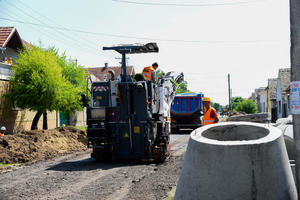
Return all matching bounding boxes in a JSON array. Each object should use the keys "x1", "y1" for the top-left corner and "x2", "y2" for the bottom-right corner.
[{"x1": 0, "y1": 127, "x2": 88, "y2": 164}]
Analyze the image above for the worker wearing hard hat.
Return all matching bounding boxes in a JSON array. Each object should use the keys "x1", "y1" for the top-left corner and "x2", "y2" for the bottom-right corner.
[
  {"x1": 202, "y1": 97, "x2": 219, "y2": 125},
  {"x1": 0, "y1": 126, "x2": 6, "y2": 136},
  {"x1": 142, "y1": 62, "x2": 158, "y2": 81}
]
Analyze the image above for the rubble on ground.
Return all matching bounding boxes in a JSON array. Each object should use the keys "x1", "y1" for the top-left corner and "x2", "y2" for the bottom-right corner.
[
  {"x1": 227, "y1": 112, "x2": 271, "y2": 123},
  {"x1": 274, "y1": 115, "x2": 293, "y2": 126},
  {"x1": 0, "y1": 127, "x2": 87, "y2": 164}
]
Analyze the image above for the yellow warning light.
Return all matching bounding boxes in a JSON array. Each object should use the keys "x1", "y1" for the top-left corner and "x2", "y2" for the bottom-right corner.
[
  {"x1": 134, "y1": 126, "x2": 140, "y2": 134},
  {"x1": 124, "y1": 132, "x2": 129, "y2": 138}
]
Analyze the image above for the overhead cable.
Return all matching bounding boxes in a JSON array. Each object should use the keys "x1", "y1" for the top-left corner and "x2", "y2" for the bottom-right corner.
[
  {"x1": 1, "y1": 10, "x2": 101, "y2": 58},
  {"x1": 4, "y1": 0, "x2": 98, "y2": 52},
  {"x1": 15, "y1": 0, "x2": 99, "y2": 50},
  {"x1": 0, "y1": 17, "x2": 279, "y2": 44},
  {"x1": 112, "y1": 0, "x2": 265, "y2": 7}
]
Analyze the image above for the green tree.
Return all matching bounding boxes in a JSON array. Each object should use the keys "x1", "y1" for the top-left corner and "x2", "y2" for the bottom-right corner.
[
  {"x1": 232, "y1": 96, "x2": 244, "y2": 110},
  {"x1": 211, "y1": 102, "x2": 221, "y2": 112},
  {"x1": 224, "y1": 96, "x2": 245, "y2": 112},
  {"x1": 234, "y1": 99, "x2": 258, "y2": 114},
  {"x1": 51, "y1": 49, "x2": 86, "y2": 112},
  {"x1": 176, "y1": 81, "x2": 190, "y2": 94},
  {"x1": 9, "y1": 46, "x2": 86, "y2": 130},
  {"x1": 155, "y1": 69, "x2": 165, "y2": 79}
]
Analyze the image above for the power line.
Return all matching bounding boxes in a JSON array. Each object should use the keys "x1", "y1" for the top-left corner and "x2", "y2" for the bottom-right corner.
[
  {"x1": 1, "y1": 10, "x2": 67, "y2": 47},
  {"x1": 1, "y1": 10, "x2": 104, "y2": 61},
  {"x1": 0, "y1": 17, "x2": 279, "y2": 44},
  {"x1": 4, "y1": 0, "x2": 98, "y2": 52},
  {"x1": 1, "y1": 2, "x2": 117, "y2": 62},
  {"x1": 14, "y1": 0, "x2": 99, "y2": 50},
  {"x1": 112, "y1": 0, "x2": 266, "y2": 7}
]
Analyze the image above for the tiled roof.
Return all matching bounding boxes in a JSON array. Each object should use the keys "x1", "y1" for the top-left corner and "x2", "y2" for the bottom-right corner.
[
  {"x1": 0, "y1": 27, "x2": 30, "y2": 49},
  {"x1": 0, "y1": 27, "x2": 14, "y2": 47},
  {"x1": 268, "y1": 78, "x2": 277, "y2": 100},
  {"x1": 87, "y1": 66, "x2": 135, "y2": 82}
]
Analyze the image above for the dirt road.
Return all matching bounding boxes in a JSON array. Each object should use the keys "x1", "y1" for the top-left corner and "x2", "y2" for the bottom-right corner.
[{"x1": 0, "y1": 134, "x2": 190, "y2": 200}]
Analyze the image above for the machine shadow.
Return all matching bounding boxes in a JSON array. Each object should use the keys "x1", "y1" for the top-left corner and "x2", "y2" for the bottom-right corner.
[
  {"x1": 177, "y1": 129, "x2": 194, "y2": 135},
  {"x1": 46, "y1": 157, "x2": 157, "y2": 172}
]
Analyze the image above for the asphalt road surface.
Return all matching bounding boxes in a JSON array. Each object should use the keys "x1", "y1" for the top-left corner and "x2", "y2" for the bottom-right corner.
[{"x1": 0, "y1": 133, "x2": 191, "y2": 200}]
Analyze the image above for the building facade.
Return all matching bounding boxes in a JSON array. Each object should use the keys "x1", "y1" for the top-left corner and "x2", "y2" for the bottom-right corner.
[
  {"x1": 0, "y1": 27, "x2": 58, "y2": 133},
  {"x1": 267, "y1": 78, "x2": 277, "y2": 122},
  {"x1": 254, "y1": 87, "x2": 267, "y2": 113},
  {"x1": 276, "y1": 68, "x2": 291, "y2": 118}
]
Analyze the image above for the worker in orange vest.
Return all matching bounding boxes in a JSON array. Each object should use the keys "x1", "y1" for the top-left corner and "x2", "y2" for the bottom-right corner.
[
  {"x1": 202, "y1": 97, "x2": 219, "y2": 125},
  {"x1": 142, "y1": 62, "x2": 158, "y2": 81},
  {"x1": 0, "y1": 126, "x2": 6, "y2": 136}
]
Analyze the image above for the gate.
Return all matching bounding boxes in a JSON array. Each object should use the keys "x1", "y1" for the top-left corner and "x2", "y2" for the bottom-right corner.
[{"x1": 59, "y1": 112, "x2": 69, "y2": 126}]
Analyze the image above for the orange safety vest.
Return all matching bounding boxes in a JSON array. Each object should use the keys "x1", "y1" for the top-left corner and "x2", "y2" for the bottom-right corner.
[
  {"x1": 142, "y1": 66, "x2": 154, "y2": 81},
  {"x1": 202, "y1": 107, "x2": 216, "y2": 125}
]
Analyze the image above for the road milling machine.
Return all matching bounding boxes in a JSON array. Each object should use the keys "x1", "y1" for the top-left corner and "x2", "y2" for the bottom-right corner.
[{"x1": 84, "y1": 43, "x2": 184, "y2": 163}]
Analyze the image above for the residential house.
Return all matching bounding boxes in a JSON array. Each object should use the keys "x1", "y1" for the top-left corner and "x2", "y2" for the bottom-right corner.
[
  {"x1": 249, "y1": 92, "x2": 255, "y2": 102},
  {"x1": 87, "y1": 63, "x2": 135, "y2": 82},
  {"x1": 0, "y1": 27, "x2": 57, "y2": 133},
  {"x1": 267, "y1": 78, "x2": 277, "y2": 122},
  {"x1": 276, "y1": 68, "x2": 291, "y2": 118},
  {"x1": 254, "y1": 87, "x2": 267, "y2": 113}
]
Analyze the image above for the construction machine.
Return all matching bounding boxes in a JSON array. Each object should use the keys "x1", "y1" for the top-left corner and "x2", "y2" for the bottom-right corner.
[{"x1": 84, "y1": 43, "x2": 184, "y2": 163}]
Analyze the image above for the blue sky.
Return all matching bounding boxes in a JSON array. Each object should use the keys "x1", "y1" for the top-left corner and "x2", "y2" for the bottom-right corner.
[{"x1": 0, "y1": 0, "x2": 290, "y2": 105}]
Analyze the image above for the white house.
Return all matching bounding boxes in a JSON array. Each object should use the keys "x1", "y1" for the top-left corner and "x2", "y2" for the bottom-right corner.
[
  {"x1": 255, "y1": 87, "x2": 267, "y2": 113},
  {"x1": 276, "y1": 68, "x2": 291, "y2": 118}
]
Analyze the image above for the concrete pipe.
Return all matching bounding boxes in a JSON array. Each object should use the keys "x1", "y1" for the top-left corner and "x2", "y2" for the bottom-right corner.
[{"x1": 174, "y1": 122, "x2": 297, "y2": 200}]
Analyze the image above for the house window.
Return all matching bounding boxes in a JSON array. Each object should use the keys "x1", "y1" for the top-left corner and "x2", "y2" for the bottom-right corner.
[{"x1": 278, "y1": 101, "x2": 281, "y2": 114}]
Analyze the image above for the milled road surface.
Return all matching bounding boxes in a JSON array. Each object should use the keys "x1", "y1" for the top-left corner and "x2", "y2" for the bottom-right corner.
[{"x1": 0, "y1": 134, "x2": 190, "y2": 200}]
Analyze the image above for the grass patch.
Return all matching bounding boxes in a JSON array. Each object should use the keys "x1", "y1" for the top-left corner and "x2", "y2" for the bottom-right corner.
[
  {"x1": 0, "y1": 163, "x2": 20, "y2": 168},
  {"x1": 165, "y1": 186, "x2": 176, "y2": 200},
  {"x1": 67, "y1": 126, "x2": 87, "y2": 131}
]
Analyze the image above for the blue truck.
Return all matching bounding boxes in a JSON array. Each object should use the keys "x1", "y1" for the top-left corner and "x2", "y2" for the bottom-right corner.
[{"x1": 170, "y1": 93, "x2": 204, "y2": 134}]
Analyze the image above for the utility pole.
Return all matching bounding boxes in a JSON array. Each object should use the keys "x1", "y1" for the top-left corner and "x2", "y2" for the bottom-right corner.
[
  {"x1": 290, "y1": 0, "x2": 300, "y2": 197},
  {"x1": 228, "y1": 73, "x2": 232, "y2": 114}
]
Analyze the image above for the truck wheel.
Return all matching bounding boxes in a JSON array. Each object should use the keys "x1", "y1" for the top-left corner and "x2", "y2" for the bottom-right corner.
[
  {"x1": 153, "y1": 146, "x2": 170, "y2": 163},
  {"x1": 91, "y1": 147, "x2": 111, "y2": 162}
]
